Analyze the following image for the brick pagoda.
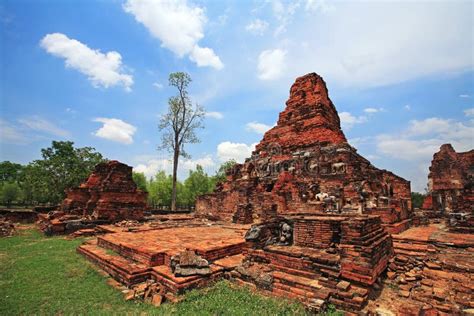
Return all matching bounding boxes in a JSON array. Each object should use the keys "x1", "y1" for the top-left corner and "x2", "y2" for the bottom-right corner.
[{"x1": 197, "y1": 73, "x2": 412, "y2": 234}]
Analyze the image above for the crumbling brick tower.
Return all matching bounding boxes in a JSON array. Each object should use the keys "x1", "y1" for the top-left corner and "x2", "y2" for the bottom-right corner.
[
  {"x1": 194, "y1": 73, "x2": 413, "y2": 311},
  {"x1": 422, "y1": 144, "x2": 474, "y2": 232},
  {"x1": 197, "y1": 73, "x2": 412, "y2": 234},
  {"x1": 61, "y1": 160, "x2": 147, "y2": 221},
  {"x1": 39, "y1": 160, "x2": 147, "y2": 234}
]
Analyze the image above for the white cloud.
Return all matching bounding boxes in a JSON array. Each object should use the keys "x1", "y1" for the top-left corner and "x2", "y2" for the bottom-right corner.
[
  {"x1": 376, "y1": 136, "x2": 442, "y2": 161},
  {"x1": 1, "y1": 116, "x2": 71, "y2": 144},
  {"x1": 40, "y1": 33, "x2": 133, "y2": 91},
  {"x1": 246, "y1": 121, "x2": 272, "y2": 134},
  {"x1": 257, "y1": 49, "x2": 286, "y2": 80},
  {"x1": 245, "y1": 19, "x2": 269, "y2": 35},
  {"x1": 404, "y1": 104, "x2": 411, "y2": 111},
  {"x1": 270, "y1": 0, "x2": 300, "y2": 36},
  {"x1": 376, "y1": 117, "x2": 474, "y2": 161},
  {"x1": 282, "y1": 2, "x2": 473, "y2": 87},
  {"x1": 18, "y1": 116, "x2": 70, "y2": 138},
  {"x1": 205, "y1": 111, "x2": 224, "y2": 119},
  {"x1": 123, "y1": 0, "x2": 223, "y2": 70},
  {"x1": 364, "y1": 107, "x2": 384, "y2": 113},
  {"x1": 153, "y1": 82, "x2": 163, "y2": 89},
  {"x1": 0, "y1": 119, "x2": 27, "y2": 144},
  {"x1": 217, "y1": 141, "x2": 257, "y2": 163},
  {"x1": 189, "y1": 45, "x2": 224, "y2": 70},
  {"x1": 407, "y1": 118, "x2": 451, "y2": 136},
  {"x1": 134, "y1": 155, "x2": 215, "y2": 179},
  {"x1": 339, "y1": 112, "x2": 367, "y2": 130},
  {"x1": 93, "y1": 118, "x2": 137, "y2": 144},
  {"x1": 66, "y1": 107, "x2": 77, "y2": 115},
  {"x1": 375, "y1": 115, "x2": 473, "y2": 192},
  {"x1": 459, "y1": 94, "x2": 470, "y2": 98},
  {"x1": 305, "y1": 0, "x2": 335, "y2": 13},
  {"x1": 464, "y1": 108, "x2": 474, "y2": 117}
]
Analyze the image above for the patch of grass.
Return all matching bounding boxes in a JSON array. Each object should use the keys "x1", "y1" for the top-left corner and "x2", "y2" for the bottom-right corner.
[
  {"x1": 321, "y1": 304, "x2": 343, "y2": 316},
  {"x1": 0, "y1": 227, "x2": 309, "y2": 315},
  {"x1": 170, "y1": 280, "x2": 306, "y2": 315}
]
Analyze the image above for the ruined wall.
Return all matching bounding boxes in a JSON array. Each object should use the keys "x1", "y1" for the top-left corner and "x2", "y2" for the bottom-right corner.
[{"x1": 197, "y1": 73, "x2": 412, "y2": 230}]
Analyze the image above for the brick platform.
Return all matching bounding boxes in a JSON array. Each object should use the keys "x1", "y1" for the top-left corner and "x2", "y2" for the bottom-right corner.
[{"x1": 78, "y1": 223, "x2": 250, "y2": 292}]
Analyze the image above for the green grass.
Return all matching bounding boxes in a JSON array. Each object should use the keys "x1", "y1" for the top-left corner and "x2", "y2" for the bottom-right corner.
[{"x1": 0, "y1": 227, "x2": 309, "y2": 315}]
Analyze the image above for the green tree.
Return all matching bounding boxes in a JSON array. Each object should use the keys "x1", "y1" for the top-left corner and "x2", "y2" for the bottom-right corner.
[
  {"x1": 20, "y1": 163, "x2": 49, "y2": 204},
  {"x1": 0, "y1": 161, "x2": 24, "y2": 183},
  {"x1": 27, "y1": 141, "x2": 105, "y2": 204},
  {"x1": 210, "y1": 160, "x2": 237, "y2": 189},
  {"x1": 411, "y1": 192, "x2": 425, "y2": 209},
  {"x1": 159, "y1": 72, "x2": 205, "y2": 211},
  {"x1": 147, "y1": 171, "x2": 186, "y2": 208},
  {"x1": 183, "y1": 165, "x2": 212, "y2": 205},
  {"x1": 132, "y1": 172, "x2": 147, "y2": 191},
  {"x1": 1, "y1": 182, "x2": 20, "y2": 207}
]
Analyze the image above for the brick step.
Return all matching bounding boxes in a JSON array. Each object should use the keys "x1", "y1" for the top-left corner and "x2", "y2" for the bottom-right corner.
[
  {"x1": 357, "y1": 229, "x2": 389, "y2": 247},
  {"x1": 265, "y1": 245, "x2": 340, "y2": 266},
  {"x1": 272, "y1": 270, "x2": 331, "y2": 300},
  {"x1": 151, "y1": 264, "x2": 224, "y2": 295},
  {"x1": 97, "y1": 236, "x2": 164, "y2": 266},
  {"x1": 342, "y1": 227, "x2": 386, "y2": 246},
  {"x1": 269, "y1": 263, "x2": 322, "y2": 279},
  {"x1": 213, "y1": 254, "x2": 245, "y2": 270},
  {"x1": 196, "y1": 242, "x2": 247, "y2": 262},
  {"x1": 393, "y1": 248, "x2": 427, "y2": 258},
  {"x1": 328, "y1": 296, "x2": 365, "y2": 311},
  {"x1": 393, "y1": 241, "x2": 429, "y2": 252},
  {"x1": 255, "y1": 247, "x2": 341, "y2": 276},
  {"x1": 77, "y1": 240, "x2": 151, "y2": 286}
]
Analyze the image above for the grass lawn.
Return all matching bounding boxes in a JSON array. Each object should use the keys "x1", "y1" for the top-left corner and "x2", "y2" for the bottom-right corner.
[{"x1": 0, "y1": 226, "x2": 310, "y2": 315}]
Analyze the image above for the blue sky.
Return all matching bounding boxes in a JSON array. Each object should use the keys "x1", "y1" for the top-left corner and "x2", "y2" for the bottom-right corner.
[{"x1": 0, "y1": 0, "x2": 473, "y2": 192}]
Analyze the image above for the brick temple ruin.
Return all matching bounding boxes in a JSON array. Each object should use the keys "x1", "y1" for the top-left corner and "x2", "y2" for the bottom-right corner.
[
  {"x1": 378, "y1": 143, "x2": 474, "y2": 314},
  {"x1": 74, "y1": 73, "x2": 473, "y2": 314},
  {"x1": 38, "y1": 160, "x2": 147, "y2": 235},
  {"x1": 421, "y1": 144, "x2": 474, "y2": 232},
  {"x1": 196, "y1": 73, "x2": 412, "y2": 234}
]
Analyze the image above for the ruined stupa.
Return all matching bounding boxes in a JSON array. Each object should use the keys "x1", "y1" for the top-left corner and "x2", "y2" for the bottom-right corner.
[
  {"x1": 197, "y1": 73, "x2": 412, "y2": 234},
  {"x1": 38, "y1": 160, "x2": 147, "y2": 234}
]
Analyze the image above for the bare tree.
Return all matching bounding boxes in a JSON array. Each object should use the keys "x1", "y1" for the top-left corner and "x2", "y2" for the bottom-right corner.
[{"x1": 159, "y1": 72, "x2": 205, "y2": 211}]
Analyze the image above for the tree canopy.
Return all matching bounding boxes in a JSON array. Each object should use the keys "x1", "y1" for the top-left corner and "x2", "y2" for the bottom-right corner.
[
  {"x1": 145, "y1": 161, "x2": 236, "y2": 209},
  {"x1": 411, "y1": 192, "x2": 425, "y2": 209},
  {"x1": 0, "y1": 141, "x2": 105, "y2": 206}
]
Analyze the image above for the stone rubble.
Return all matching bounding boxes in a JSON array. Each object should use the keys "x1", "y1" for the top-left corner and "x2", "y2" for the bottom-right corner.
[
  {"x1": 0, "y1": 218, "x2": 15, "y2": 237},
  {"x1": 171, "y1": 250, "x2": 212, "y2": 277},
  {"x1": 122, "y1": 278, "x2": 168, "y2": 306}
]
